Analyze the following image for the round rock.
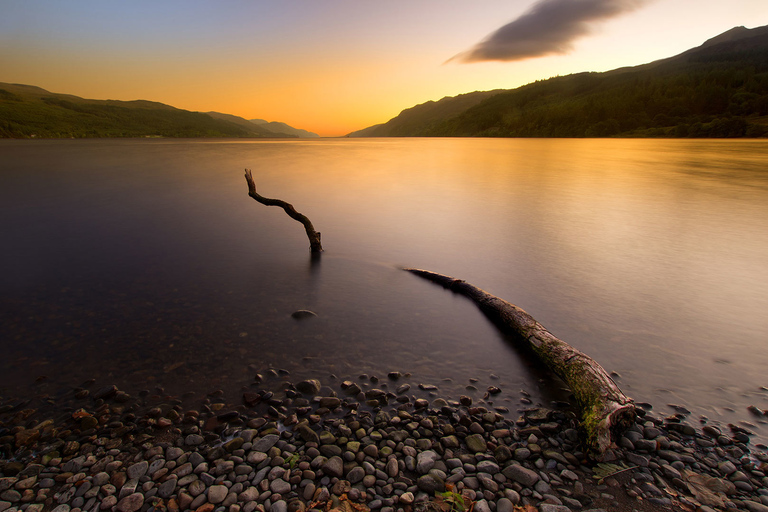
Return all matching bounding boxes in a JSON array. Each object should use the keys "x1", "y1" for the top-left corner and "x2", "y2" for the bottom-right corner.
[
  {"x1": 116, "y1": 493, "x2": 144, "y2": 512},
  {"x1": 207, "y1": 485, "x2": 228, "y2": 504}
]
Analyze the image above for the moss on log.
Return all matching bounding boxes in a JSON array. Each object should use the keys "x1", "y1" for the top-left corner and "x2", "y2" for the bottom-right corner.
[
  {"x1": 404, "y1": 268, "x2": 636, "y2": 457},
  {"x1": 244, "y1": 169, "x2": 323, "y2": 253}
]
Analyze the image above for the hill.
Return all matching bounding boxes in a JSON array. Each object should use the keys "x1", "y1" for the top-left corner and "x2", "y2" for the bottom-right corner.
[
  {"x1": 347, "y1": 90, "x2": 502, "y2": 137},
  {"x1": 349, "y1": 25, "x2": 768, "y2": 138},
  {"x1": 204, "y1": 112, "x2": 295, "y2": 137},
  {"x1": 0, "y1": 84, "x2": 302, "y2": 139},
  {"x1": 249, "y1": 119, "x2": 318, "y2": 138}
]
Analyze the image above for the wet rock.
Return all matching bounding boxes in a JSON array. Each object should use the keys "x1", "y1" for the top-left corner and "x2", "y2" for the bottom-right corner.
[
  {"x1": 93, "y1": 385, "x2": 118, "y2": 400},
  {"x1": 253, "y1": 434, "x2": 280, "y2": 452},
  {"x1": 291, "y1": 310, "x2": 317, "y2": 320},
  {"x1": 296, "y1": 380, "x2": 322, "y2": 395}
]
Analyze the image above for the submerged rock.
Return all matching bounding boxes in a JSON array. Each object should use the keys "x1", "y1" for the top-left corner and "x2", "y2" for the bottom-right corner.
[{"x1": 291, "y1": 310, "x2": 318, "y2": 320}]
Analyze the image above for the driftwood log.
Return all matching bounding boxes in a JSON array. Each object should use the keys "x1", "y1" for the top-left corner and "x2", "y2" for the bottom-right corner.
[
  {"x1": 404, "y1": 268, "x2": 635, "y2": 457},
  {"x1": 244, "y1": 169, "x2": 323, "y2": 253}
]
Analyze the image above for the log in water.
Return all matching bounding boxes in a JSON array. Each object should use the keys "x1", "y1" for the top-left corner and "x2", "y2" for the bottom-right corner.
[{"x1": 404, "y1": 267, "x2": 636, "y2": 457}]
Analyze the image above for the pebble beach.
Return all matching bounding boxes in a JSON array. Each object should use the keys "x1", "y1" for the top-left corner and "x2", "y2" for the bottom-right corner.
[{"x1": 3, "y1": 371, "x2": 768, "y2": 512}]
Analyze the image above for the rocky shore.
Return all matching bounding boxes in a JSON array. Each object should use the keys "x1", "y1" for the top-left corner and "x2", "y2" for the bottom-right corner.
[{"x1": 2, "y1": 372, "x2": 768, "y2": 512}]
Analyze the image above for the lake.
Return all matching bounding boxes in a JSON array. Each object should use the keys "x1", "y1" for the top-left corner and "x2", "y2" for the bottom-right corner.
[{"x1": 1, "y1": 138, "x2": 767, "y2": 444}]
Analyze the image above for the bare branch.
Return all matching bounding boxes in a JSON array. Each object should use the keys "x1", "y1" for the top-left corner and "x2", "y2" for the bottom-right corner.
[{"x1": 244, "y1": 169, "x2": 323, "y2": 253}]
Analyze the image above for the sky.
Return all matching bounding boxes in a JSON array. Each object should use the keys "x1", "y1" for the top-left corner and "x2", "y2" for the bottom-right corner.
[{"x1": 1, "y1": 1, "x2": 766, "y2": 137}]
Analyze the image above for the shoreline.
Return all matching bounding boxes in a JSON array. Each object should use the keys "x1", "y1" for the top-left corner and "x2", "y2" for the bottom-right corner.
[{"x1": 3, "y1": 375, "x2": 768, "y2": 512}]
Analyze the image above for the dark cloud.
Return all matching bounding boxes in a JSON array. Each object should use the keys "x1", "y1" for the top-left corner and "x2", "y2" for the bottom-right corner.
[{"x1": 450, "y1": 0, "x2": 649, "y2": 63}]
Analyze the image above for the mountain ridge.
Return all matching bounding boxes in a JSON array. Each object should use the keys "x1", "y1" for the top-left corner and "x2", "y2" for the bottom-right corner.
[
  {"x1": 348, "y1": 24, "x2": 768, "y2": 138},
  {"x1": 250, "y1": 119, "x2": 319, "y2": 138},
  {"x1": 0, "y1": 83, "x2": 315, "y2": 139}
]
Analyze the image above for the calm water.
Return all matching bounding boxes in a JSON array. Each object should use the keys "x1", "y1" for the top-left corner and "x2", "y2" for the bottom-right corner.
[{"x1": 2, "y1": 138, "x2": 767, "y2": 442}]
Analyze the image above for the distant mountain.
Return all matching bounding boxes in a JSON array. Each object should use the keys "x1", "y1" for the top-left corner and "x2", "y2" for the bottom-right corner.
[
  {"x1": 347, "y1": 90, "x2": 502, "y2": 137},
  {"x1": 0, "y1": 83, "x2": 304, "y2": 139},
  {"x1": 349, "y1": 25, "x2": 768, "y2": 138},
  {"x1": 250, "y1": 119, "x2": 319, "y2": 138},
  {"x1": 204, "y1": 112, "x2": 295, "y2": 137}
]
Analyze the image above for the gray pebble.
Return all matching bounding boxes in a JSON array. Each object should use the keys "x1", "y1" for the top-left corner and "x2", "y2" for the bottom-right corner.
[
  {"x1": 502, "y1": 465, "x2": 539, "y2": 487},
  {"x1": 208, "y1": 485, "x2": 229, "y2": 504}
]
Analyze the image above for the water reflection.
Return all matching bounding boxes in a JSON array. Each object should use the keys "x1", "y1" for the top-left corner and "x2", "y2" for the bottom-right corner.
[{"x1": 1, "y1": 138, "x2": 767, "y2": 442}]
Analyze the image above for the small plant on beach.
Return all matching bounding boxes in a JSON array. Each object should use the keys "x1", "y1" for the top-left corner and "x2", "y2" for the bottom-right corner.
[
  {"x1": 419, "y1": 484, "x2": 473, "y2": 512},
  {"x1": 592, "y1": 461, "x2": 637, "y2": 483},
  {"x1": 286, "y1": 452, "x2": 300, "y2": 470}
]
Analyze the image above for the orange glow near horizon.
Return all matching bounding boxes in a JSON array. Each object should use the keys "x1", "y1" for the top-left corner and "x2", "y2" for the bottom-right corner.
[{"x1": 1, "y1": 1, "x2": 767, "y2": 136}]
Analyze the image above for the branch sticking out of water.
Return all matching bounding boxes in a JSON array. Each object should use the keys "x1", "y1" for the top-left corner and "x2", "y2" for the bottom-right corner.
[{"x1": 244, "y1": 169, "x2": 323, "y2": 253}]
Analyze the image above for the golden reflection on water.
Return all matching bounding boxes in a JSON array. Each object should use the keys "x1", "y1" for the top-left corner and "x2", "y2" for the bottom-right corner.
[{"x1": 1, "y1": 138, "x2": 767, "y2": 440}]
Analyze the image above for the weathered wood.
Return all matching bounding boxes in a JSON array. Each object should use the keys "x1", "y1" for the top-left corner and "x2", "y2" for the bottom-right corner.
[
  {"x1": 244, "y1": 169, "x2": 323, "y2": 253},
  {"x1": 404, "y1": 268, "x2": 636, "y2": 457}
]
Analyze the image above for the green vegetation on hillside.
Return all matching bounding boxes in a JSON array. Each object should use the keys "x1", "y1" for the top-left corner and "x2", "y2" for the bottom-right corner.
[
  {"x1": 0, "y1": 83, "x2": 294, "y2": 139},
  {"x1": 352, "y1": 26, "x2": 768, "y2": 139},
  {"x1": 249, "y1": 119, "x2": 319, "y2": 138},
  {"x1": 347, "y1": 90, "x2": 502, "y2": 137}
]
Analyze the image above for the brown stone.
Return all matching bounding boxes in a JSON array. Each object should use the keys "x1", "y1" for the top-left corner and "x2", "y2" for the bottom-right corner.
[
  {"x1": 14, "y1": 429, "x2": 40, "y2": 448},
  {"x1": 116, "y1": 493, "x2": 144, "y2": 512}
]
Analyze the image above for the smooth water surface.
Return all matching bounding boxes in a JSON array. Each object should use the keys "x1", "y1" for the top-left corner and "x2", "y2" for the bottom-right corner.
[{"x1": 2, "y1": 138, "x2": 767, "y2": 441}]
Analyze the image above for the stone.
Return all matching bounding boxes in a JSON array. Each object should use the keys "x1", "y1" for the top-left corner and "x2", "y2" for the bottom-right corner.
[
  {"x1": 502, "y1": 464, "x2": 539, "y2": 487},
  {"x1": 158, "y1": 479, "x2": 177, "y2": 499},
  {"x1": 743, "y1": 501, "x2": 768, "y2": 512},
  {"x1": 320, "y1": 457, "x2": 343, "y2": 478},
  {"x1": 296, "y1": 380, "x2": 321, "y2": 395},
  {"x1": 416, "y1": 474, "x2": 445, "y2": 494},
  {"x1": 127, "y1": 461, "x2": 149, "y2": 480},
  {"x1": 476, "y1": 461, "x2": 499, "y2": 475},
  {"x1": 208, "y1": 485, "x2": 229, "y2": 504},
  {"x1": 514, "y1": 448, "x2": 531, "y2": 461},
  {"x1": 185, "y1": 435, "x2": 204, "y2": 446},
  {"x1": 116, "y1": 493, "x2": 144, "y2": 512},
  {"x1": 347, "y1": 467, "x2": 365, "y2": 484},
  {"x1": 538, "y1": 505, "x2": 570, "y2": 512},
  {"x1": 441, "y1": 436, "x2": 460, "y2": 448},
  {"x1": 625, "y1": 452, "x2": 649, "y2": 467},
  {"x1": 503, "y1": 490, "x2": 520, "y2": 505},
  {"x1": 416, "y1": 451, "x2": 438, "y2": 474},
  {"x1": 93, "y1": 385, "x2": 118, "y2": 400},
  {"x1": 100, "y1": 496, "x2": 117, "y2": 510},
  {"x1": 718, "y1": 461, "x2": 737, "y2": 476},
  {"x1": 252, "y1": 435, "x2": 280, "y2": 453},
  {"x1": 0, "y1": 491, "x2": 20, "y2": 503},
  {"x1": 298, "y1": 425, "x2": 319, "y2": 444},
  {"x1": 224, "y1": 437, "x2": 245, "y2": 452},
  {"x1": 319, "y1": 397, "x2": 341, "y2": 409},
  {"x1": 465, "y1": 434, "x2": 487, "y2": 453},
  {"x1": 270, "y1": 479, "x2": 291, "y2": 495},
  {"x1": 477, "y1": 473, "x2": 498, "y2": 492},
  {"x1": 386, "y1": 458, "x2": 399, "y2": 478},
  {"x1": 496, "y1": 498, "x2": 514, "y2": 512},
  {"x1": 239, "y1": 487, "x2": 259, "y2": 502}
]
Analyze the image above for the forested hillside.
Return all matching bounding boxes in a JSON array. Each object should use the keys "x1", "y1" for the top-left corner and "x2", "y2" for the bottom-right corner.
[
  {"x1": 0, "y1": 84, "x2": 296, "y2": 139},
  {"x1": 351, "y1": 25, "x2": 768, "y2": 138}
]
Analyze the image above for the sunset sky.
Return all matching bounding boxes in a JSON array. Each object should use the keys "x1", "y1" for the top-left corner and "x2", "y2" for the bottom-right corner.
[{"x1": 1, "y1": 1, "x2": 766, "y2": 136}]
